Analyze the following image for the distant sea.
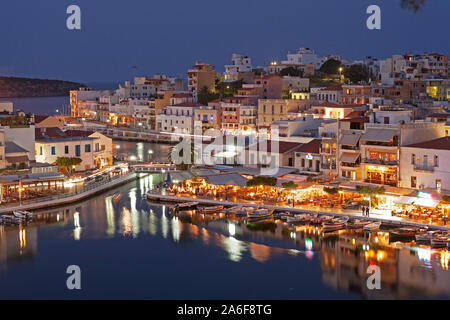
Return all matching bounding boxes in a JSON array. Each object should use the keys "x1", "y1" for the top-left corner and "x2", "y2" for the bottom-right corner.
[{"x1": 0, "y1": 82, "x2": 121, "y2": 115}]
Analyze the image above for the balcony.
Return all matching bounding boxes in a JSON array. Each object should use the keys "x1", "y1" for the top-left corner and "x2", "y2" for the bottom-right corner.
[
  {"x1": 414, "y1": 165, "x2": 435, "y2": 172},
  {"x1": 362, "y1": 158, "x2": 398, "y2": 166},
  {"x1": 364, "y1": 179, "x2": 397, "y2": 187},
  {"x1": 321, "y1": 163, "x2": 336, "y2": 170},
  {"x1": 340, "y1": 162, "x2": 360, "y2": 168}
]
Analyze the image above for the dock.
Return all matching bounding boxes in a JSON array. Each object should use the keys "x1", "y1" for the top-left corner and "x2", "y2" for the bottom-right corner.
[{"x1": 145, "y1": 192, "x2": 450, "y2": 231}]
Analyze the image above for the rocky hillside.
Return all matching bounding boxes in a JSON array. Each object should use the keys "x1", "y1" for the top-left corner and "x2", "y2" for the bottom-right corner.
[{"x1": 0, "y1": 76, "x2": 86, "y2": 98}]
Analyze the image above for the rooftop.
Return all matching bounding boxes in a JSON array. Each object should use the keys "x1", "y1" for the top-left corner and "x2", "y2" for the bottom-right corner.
[{"x1": 405, "y1": 136, "x2": 450, "y2": 151}]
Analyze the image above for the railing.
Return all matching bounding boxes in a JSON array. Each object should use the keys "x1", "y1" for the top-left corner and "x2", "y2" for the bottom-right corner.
[
  {"x1": 362, "y1": 158, "x2": 398, "y2": 166},
  {"x1": 414, "y1": 165, "x2": 435, "y2": 172},
  {"x1": 0, "y1": 173, "x2": 136, "y2": 209},
  {"x1": 364, "y1": 179, "x2": 397, "y2": 187}
]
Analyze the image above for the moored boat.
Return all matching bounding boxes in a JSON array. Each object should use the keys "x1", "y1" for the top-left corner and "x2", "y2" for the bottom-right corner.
[
  {"x1": 311, "y1": 215, "x2": 333, "y2": 224},
  {"x1": 13, "y1": 210, "x2": 33, "y2": 221},
  {"x1": 200, "y1": 205, "x2": 224, "y2": 214},
  {"x1": 323, "y1": 216, "x2": 349, "y2": 230},
  {"x1": 247, "y1": 208, "x2": 274, "y2": 221},
  {"x1": 286, "y1": 214, "x2": 314, "y2": 224},
  {"x1": 430, "y1": 232, "x2": 450, "y2": 248},
  {"x1": 389, "y1": 227, "x2": 428, "y2": 241},
  {"x1": 346, "y1": 219, "x2": 371, "y2": 229},
  {"x1": 0, "y1": 215, "x2": 22, "y2": 225},
  {"x1": 363, "y1": 221, "x2": 382, "y2": 232},
  {"x1": 176, "y1": 202, "x2": 199, "y2": 210}
]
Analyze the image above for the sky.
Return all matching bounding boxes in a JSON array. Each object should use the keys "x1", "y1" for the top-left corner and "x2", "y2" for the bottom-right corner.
[{"x1": 0, "y1": 0, "x2": 448, "y2": 83}]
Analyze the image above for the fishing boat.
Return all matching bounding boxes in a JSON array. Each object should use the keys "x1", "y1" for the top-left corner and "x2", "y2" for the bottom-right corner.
[
  {"x1": 13, "y1": 210, "x2": 33, "y2": 220},
  {"x1": 311, "y1": 215, "x2": 333, "y2": 224},
  {"x1": 175, "y1": 202, "x2": 199, "y2": 210},
  {"x1": 389, "y1": 227, "x2": 428, "y2": 241},
  {"x1": 247, "y1": 208, "x2": 274, "y2": 221},
  {"x1": 286, "y1": 214, "x2": 314, "y2": 224},
  {"x1": 346, "y1": 219, "x2": 372, "y2": 229},
  {"x1": 323, "y1": 216, "x2": 349, "y2": 231},
  {"x1": 363, "y1": 221, "x2": 382, "y2": 232},
  {"x1": 200, "y1": 205, "x2": 224, "y2": 214}
]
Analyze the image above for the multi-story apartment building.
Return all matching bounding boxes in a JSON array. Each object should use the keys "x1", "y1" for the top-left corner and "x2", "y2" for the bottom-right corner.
[
  {"x1": 220, "y1": 103, "x2": 240, "y2": 134},
  {"x1": 187, "y1": 62, "x2": 216, "y2": 93},
  {"x1": 253, "y1": 75, "x2": 283, "y2": 99},
  {"x1": 317, "y1": 84, "x2": 343, "y2": 103},
  {"x1": 399, "y1": 136, "x2": 450, "y2": 192},
  {"x1": 70, "y1": 87, "x2": 112, "y2": 118},
  {"x1": 156, "y1": 102, "x2": 200, "y2": 134},
  {"x1": 239, "y1": 105, "x2": 257, "y2": 135},
  {"x1": 257, "y1": 99, "x2": 308, "y2": 130},
  {"x1": 319, "y1": 120, "x2": 338, "y2": 175},
  {"x1": 116, "y1": 78, "x2": 156, "y2": 99},
  {"x1": 194, "y1": 106, "x2": 221, "y2": 132},
  {"x1": 341, "y1": 85, "x2": 372, "y2": 105},
  {"x1": 223, "y1": 54, "x2": 253, "y2": 83}
]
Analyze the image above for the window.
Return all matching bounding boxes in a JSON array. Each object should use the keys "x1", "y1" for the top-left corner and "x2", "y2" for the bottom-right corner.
[
  {"x1": 75, "y1": 145, "x2": 81, "y2": 157},
  {"x1": 301, "y1": 159, "x2": 305, "y2": 167},
  {"x1": 309, "y1": 159, "x2": 313, "y2": 168},
  {"x1": 434, "y1": 155, "x2": 439, "y2": 167},
  {"x1": 95, "y1": 143, "x2": 99, "y2": 152},
  {"x1": 40, "y1": 146, "x2": 43, "y2": 155},
  {"x1": 85, "y1": 144, "x2": 91, "y2": 153},
  {"x1": 411, "y1": 154, "x2": 415, "y2": 165},
  {"x1": 65, "y1": 146, "x2": 69, "y2": 154},
  {"x1": 51, "y1": 146, "x2": 56, "y2": 155}
]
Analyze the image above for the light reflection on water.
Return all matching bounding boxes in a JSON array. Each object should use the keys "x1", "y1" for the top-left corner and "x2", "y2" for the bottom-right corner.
[{"x1": 0, "y1": 173, "x2": 449, "y2": 299}]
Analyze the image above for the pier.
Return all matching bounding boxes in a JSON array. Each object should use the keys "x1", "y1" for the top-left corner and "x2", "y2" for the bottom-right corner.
[{"x1": 145, "y1": 192, "x2": 450, "y2": 231}]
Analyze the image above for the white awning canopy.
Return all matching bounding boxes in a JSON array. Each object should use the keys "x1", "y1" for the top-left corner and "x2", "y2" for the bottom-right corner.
[
  {"x1": 340, "y1": 153, "x2": 360, "y2": 163},
  {"x1": 361, "y1": 129, "x2": 397, "y2": 142},
  {"x1": 339, "y1": 134, "x2": 361, "y2": 146}
]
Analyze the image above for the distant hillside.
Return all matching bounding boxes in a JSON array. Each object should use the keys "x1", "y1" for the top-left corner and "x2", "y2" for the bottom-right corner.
[{"x1": 0, "y1": 76, "x2": 86, "y2": 98}]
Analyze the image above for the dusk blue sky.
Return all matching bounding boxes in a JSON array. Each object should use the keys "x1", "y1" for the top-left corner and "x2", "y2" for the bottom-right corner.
[{"x1": 0, "y1": 0, "x2": 448, "y2": 83}]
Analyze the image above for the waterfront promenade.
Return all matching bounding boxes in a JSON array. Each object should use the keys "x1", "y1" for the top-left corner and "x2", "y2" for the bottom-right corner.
[
  {"x1": 146, "y1": 192, "x2": 450, "y2": 231},
  {"x1": 0, "y1": 172, "x2": 144, "y2": 214}
]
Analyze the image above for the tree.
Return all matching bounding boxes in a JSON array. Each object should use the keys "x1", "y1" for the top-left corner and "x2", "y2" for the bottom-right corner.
[
  {"x1": 344, "y1": 64, "x2": 371, "y2": 84},
  {"x1": 356, "y1": 186, "x2": 385, "y2": 209},
  {"x1": 282, "y1": 181, "x2": 298, "y2": 189},
  {"x1": 56, "y1": 157, "x2": 82, "y2": 176},
  {"x1": 246, "y1": 176, "x2": 277, "y2": 187},
  {"x1": 319, "y1": 59, "x2": 342, "y2": 75},
  {"x1": 197, "y1": 86, "x2": 220, "y2": 105},
  {"x1": 215, "y1": 79, "x2": 243, "y2": 97},
  {"x1": 279, "y1": 67, "x2": 303, "y2": 77}
]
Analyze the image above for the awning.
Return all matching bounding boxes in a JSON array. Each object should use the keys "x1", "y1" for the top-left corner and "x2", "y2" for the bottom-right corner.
[
  {"x1": 361, "y1": 129, "x2": 397, "y2": 142},
  {"x1": 340, "y1": 153, "x2": 360, "y2": 163},
  {"x1": 394, "y1": 196, "x2": 416, "y2": 205},
  {"x1": 413, "y1": 197, "x2": 440, "y2": 208},
  {"x1": 205, "y1": 173, "x2": 248, "y2": 188},
  {"x1": 339, "y1": 134, "x2": 361, "y2": 146}
]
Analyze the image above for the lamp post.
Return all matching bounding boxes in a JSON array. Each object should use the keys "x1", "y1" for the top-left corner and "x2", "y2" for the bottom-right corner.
[{"x1": 339, "y1": 67, "x2": 344, "y2": 84}]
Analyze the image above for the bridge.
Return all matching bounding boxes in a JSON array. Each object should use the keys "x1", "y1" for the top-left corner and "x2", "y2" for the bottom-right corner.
[{"x1": 132, "y1": 163, "x2": 178, "y2": 173}]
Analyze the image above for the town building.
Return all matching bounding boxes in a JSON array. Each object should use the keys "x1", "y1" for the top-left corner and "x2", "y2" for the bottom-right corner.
[
  {"x1": 187, "y1": 62, "x2": 216, "y2": 94},
  {"x1": 223, "y1": 54, "x2": 254, "y2": 83}
]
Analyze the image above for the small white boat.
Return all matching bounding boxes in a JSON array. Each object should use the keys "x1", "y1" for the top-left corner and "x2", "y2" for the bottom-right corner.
[
  {"x1": 200, "y1": 205, "x2": 224, "y2": 214},
  {"x1": 311, "y1": 215, "x2": 333, "y2": 224},
  {"x1": 176, "y1": 202, "x2": 199, "y2": 209},
  {"x1": 363, "y1": 221, "x2": 382, "y2": 232},
  {"x1": 323, "y1": 216, "x2": 349, "y2": 230},
  {"x1": 13, "y1": 210, "x2": 33, "y2": 220},
  {"x1": 247, "y1": 208, "x2": 274, "y2": 221},
  {"x1": 346, "y1": 219, "x2": 371, "y2": 229},
  {"x1": 286, "y1": 214, "x2": 314, "y2": 224}
]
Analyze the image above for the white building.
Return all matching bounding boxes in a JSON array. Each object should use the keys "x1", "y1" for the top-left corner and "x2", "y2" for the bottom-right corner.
[
  {"x1": 156, "y1": 103, "x2": 200, "y2": 134},
  {"x1": 400, "y1": 136, "x2": 450, "y2": 192},
  {"x1": 224, "y1": 54, "x2": 252, "y2": 82},
  {"x1": 282, "y1": 48, "x2": 322, "y2": 69}
]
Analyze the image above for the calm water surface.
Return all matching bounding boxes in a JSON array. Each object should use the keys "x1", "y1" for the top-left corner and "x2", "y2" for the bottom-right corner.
[{"x1": 0, "y1": 171, "x2": 449, "y2": 300}]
